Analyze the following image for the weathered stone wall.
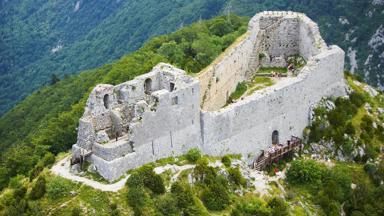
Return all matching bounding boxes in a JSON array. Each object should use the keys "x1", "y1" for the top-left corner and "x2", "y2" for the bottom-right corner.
[
  {"x1": 197, "y1": 32, "x2": 256, "y2": 111},
  {"x1": 198, "y1": 11, "x2": 328, "y2": 111},
  {"x1": 72, "y1": 63, "x2": 202, "y2": 180},
  {"x1": 200, "y1": 46, "x2": 346, "y2": 161}
]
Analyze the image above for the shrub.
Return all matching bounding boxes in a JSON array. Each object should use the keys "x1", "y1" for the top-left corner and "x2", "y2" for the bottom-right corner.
[
  {"x1": 126, "y1": 172, "x2": 144, "y2": 188},
  {"x1": 110, "y1": 203, "x2": 120, "y2": 216},
  {"x1": 71, "y1": 206, "x2": 82, "y2": 216},
  {"x1": 171, "y1": 182, "x2": 194, "y2": 209},
  {"x1": 364, "y1": 163, "x2": 377, "y2": 175},
  {"x1": 29, "y1": 176, "x2": 46, "y2": 200},
  {"x1": 202, "y1": 184, "x2": 230, "y2": 211},
  {"x1": 42, "y1": 152, "x2": 56, "y2": 167},
  {"x1": 155, "y1": 194, "x2": 179, "y2": 216},
  {"x1": 317, "y1": 192, "x2": 340, "y2": 216},
  {"x1": 327, "y1": 166, "x2": 352, "y2": 202},
  {"x1": 29, "y1": 162, "x2": 44, "y2": 181},
  {"x1": 126, "y1": 187, "x2": 148, "y2": 209},
  {"x1": 349, "y1": 91, "x2": 366, "y2": 107},
  {"x1": 146, "y1": 173, "x2": 165, "y2": 194},
  {"x1": 286, "y1": 159, "x2": 326, "y2": 185},
  {"x1": 228, "y1": 167, "x2": 246, "y2": 186},
  {"x1": 14, "y1": 186, "x2": 27, "y2": 200},
  {"x1": 231, "y1": 197, "x2": 271, "y2": 216},
  {"x1": 127, "y1": 166, "x2": 165, "y2": 194},
  {"x1": 221, "y1": 155, "x2": 231, "y2": 167},
  {"x1": 361, "y1": 115, "x2": 374, "y2": 136},
  {"x1": 345, "y1": 122, "x2": 356, "y2": 135},
  {"x1": 8, "y1": 175, "x2": 25, "y2": 189},
  {"x1": 267, "y1": 197, "x2": 288, "y2": 216},
  {"x1": 46, "y1": 177, "x2": 72, "y2": 199},
  {"x1": 193, "y1": 157, "x2": 211, "y2": 181},
  {"x1": 186, "y1": 148, "x2": 201, "y2": 163}
]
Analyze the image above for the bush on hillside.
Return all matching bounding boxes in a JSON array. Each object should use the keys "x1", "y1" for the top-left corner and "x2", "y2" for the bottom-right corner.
[
  {"x1": 46, "y1": 177, "x2": 72, "y2": 199},
  {"x1": 8, "y1": 175, "x2": 25, "y2": 189},
  {"x1": 186, "y1": 148, "x2": 201, "y2": 163},
  {"x1": 126, "y1": 186, "x2": 149, "y2": 210},
  {"x1": 267, "y1": 197, "x2": 289, "y2": 216},
  {"x1": 155, "y1": 194, "x2": 179, "y2": 216},
  {"x1": 110, "y1": 203, "x2": 120, "y2": 216},
  {"x1": 349, "y1": 91, "x2": 366, "y2": 107},
  {"x1": 286, "y1": 159, "x2": 326, "y2": 185},
  {"x1": 228, "y1": 167, "x2": 246, "y2": 186},
  {"x1": 29, "y1": 162, "x2": 44, "y2": 181},
  {"x1": 29, "y1": 176, "x2": 46, "y2": 200},
  {"x1": 202, "y1": 184, "x2": 230, "y2": 211},
  {"x1": 42, "y1": 152, "x2": 56, "y2": 167},
  {"x1": 221, "y1": 155, "x2": 231, "y2": 167},
  {"x1": 71, "y1": 206, "x2": 82, "y2": 216},
  {"x1": 126, "y1": 165, "x2": 165, "y2": 194},
  {"x1": 171, "y1": 182, "x2": 195, "y2": 209},
  {"x1": 231, "y1": 197, "x2": 271, "y2": 216}
]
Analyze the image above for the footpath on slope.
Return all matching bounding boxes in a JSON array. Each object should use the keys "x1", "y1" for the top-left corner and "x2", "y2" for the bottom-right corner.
[
  {"x1": 51, "y1": 157, "x2": 286, "y2": 195},
  {"x1": 51, "y1": 156, "x2": 129, "y2": 192}
]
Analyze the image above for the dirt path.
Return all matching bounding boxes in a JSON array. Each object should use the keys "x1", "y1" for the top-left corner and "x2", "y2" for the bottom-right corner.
[{"x1": 51, "y1": 157, "x2": 128, "y2": 192}]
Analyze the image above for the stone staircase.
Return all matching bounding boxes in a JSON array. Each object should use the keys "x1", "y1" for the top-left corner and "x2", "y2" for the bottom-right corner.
[{"x1": 253, "y1": 136, "x2": 301, "y2": 171}]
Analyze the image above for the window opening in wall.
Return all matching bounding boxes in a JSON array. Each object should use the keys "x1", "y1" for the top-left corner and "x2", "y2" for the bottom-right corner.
[
  {"x1": 144, "y1": 78, "x2": 152, "y2": 94},
  {"x1": 103, "y1": 94, "x2": 109, "y2": 109},
  {"x1": 272, "y1": 130, "x2": 279, "y2": 145},
  {"x1": 170, "y1": 82, "x2": 175, "y2": 92},
  {"x1": 172, "y1": 96, "x2": 179, "y2": 105}
]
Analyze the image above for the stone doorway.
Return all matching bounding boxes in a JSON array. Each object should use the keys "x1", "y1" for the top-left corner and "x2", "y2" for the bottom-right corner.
[
  {"x1": 272, "y1": 130, "x2": 279, "y2": 145},
  {"x1": 144, "y1": 78, "x2": 152, "y2": 94}
]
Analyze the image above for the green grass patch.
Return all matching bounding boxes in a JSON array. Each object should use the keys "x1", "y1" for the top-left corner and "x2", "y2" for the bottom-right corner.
[
  {"x1": 247, "y1": 77, "x2": 274, "y2": 95},
  {"x1": 228, "y1": 82, "x2": 247, "y2": 102},
  {"x1": 257, "y1": 67, "x2": 288, "y2": 74}
]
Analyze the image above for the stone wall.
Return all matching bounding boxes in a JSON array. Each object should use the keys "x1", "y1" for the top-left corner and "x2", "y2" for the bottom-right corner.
[
  {"x1": 72, "y1": 63, "x2": 203, "y2": 180},
  {"x1": 198, "y1": 11, "x2": 329, "y2": 111},
  {"x1": 200, "y1": 45, "x2": 346, "y2": 161}
]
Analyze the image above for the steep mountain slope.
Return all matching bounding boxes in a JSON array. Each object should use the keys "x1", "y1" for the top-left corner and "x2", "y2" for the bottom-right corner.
[{"x1": 1, "y1": 0, "x2": 383, "y2": 116}]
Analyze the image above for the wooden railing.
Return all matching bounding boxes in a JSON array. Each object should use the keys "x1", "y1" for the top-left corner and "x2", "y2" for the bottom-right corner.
[{"x1": 253, "y1": 136, "x2": 301, "y2": 171}]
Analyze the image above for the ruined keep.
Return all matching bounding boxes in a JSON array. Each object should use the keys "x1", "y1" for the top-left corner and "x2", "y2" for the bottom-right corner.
[{"x1": 72, "y1": 11, "x2": 347, "y2": 181}]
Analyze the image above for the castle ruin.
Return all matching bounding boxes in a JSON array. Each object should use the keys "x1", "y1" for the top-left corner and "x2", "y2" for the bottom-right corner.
[{"x1": 71, "y1": 11, "x2": 347, "y2": 181}]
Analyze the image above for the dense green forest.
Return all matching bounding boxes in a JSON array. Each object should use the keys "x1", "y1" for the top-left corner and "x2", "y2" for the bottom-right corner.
[
  {"x1": 0, "y1": 0, "x2": 227, "y2": 115},
  {"x1": 0, "y1": 14, "x2": 248, "y2": 190},
  {"x1": 1, "y1": 0, "x2": 383, "y2": 116}
]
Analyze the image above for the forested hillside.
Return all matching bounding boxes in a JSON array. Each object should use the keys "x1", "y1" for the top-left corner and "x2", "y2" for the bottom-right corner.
[
  {"x1": 0, "y1": 14, "x2": 248, "y2": 190},
  {"x1": 1, "y1": 0, "x2": 383, "y2": 116},
  {"x1": 0, "y1": 0, "x2": 227, "y2": 115}
]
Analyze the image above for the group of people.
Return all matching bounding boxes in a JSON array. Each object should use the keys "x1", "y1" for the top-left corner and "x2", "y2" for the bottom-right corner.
[
  {"x1": 271, "y1": 71, "x2": 283, "y2": 78},
  {"x1": 269, "y1": 63, "x2": 296, "y2": 78}
]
